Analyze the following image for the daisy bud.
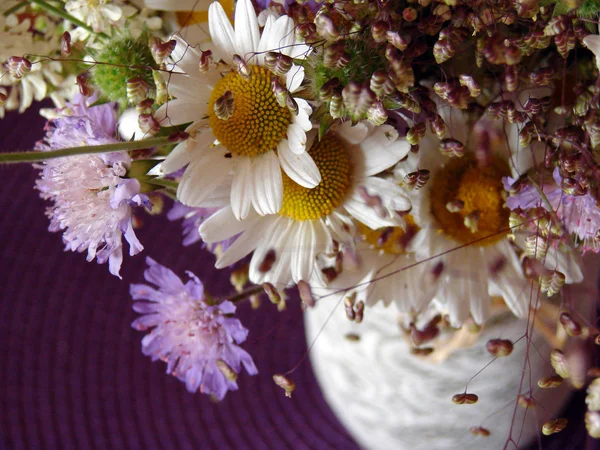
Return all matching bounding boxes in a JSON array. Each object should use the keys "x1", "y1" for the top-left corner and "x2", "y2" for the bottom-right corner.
[
  {"x1": 214, "y1": 90, "x2": 235, "y2": 120},
  {"x1": 199, "y1": 49, "x2": 213, "y2": 73},
  {"x1": 127, "y1": 76, "x2": 150, "y2": 105},
  {"x1": 486, "y1": 338, "x2": 514, "y2": 357},
  {"x1": 264, "y1": 52, "x2": 293, "y2": 76},
  {"x1": 138, "y1": 113, "x2": 160, "y2": 135},
  {"x1": 232, "y1": 54, "x2": 251, "y2": 79},
  {"x1": 342, "y1": 82, "x2": 376, "y2": 119},
  {"x1": 259, "y1": 249, "x2": 276, "y2": 273},
  {"x1": 538, "y1": 375, "x2": 563, "y2": 388},
  {"x1": 518, "y1": 395, "x2": 536, "y2": 408},
  {"x1": 370, "y1": 70, "x2": 395, "y2": 98},
  {"x1": 367, "y1": 101, "x2": 388, "y2": 126},
  {"x1": 446, "y1": 200, "x2": 464, "y2": 213},
  {"x1": 464, "y1": 211, "x2": 481, "y2": 233},
  {"x1": 314, "y1": 11, "x2": 338, "y2": 41},
  {"x1": 440, "y1": 138, "x2": 465, "y2": 157},
  {"x1": 406, "y1": 123, "x2": 426, "y2": 145},
  {"x1": 8, "y1": 56, "x2": 32, "y2": 79},
  {"x1": 550, "y1": 349, "x2": 570, "y2": 379},
  {"x1": 263, "y1": 282, "x2": 282, "y2": 304},
  {"x1": 298, "y1": 280, "x2": 316, "y2": 308},
  {"x1": 371, "y1": 21, "x2": 389, "y2": 43},
  {"x1": 524, "y1": 234, "x2": 548, "y2": 259},
  {"x1": 216, "y1": 360, "x2": 238, "y2": 381},
  {"x1": 469, "y1": 427, "x2": 490, "y2": 437},
  {"x1": 452, "y1": 393, "x2": 479, "y2": 405},
  {"x1": 559, "y1": 312, "x2": 582, "y2": 337},
  {"x1": 586, "y1": 412, "x2": 600, "y2": 438},
  {"x1": 542, "y1": 418, "x2": 567, "y2": 436},
  {"x1": 540, "y1": 271, "x2": 565, "y2": 296},
  {"x1": 76, "y1": 73, "x2": 94, "y2": 97},
  {"x1": 329, "y1": 90, "x2": 343, "y2": 119},
  {"x1": 273, "y1": 374, "x2": 296, "y2": 398},
  {"x1": 386, "y1": 31, "x2": 409, "y2": 51},
  {"x1": 149, "y1": 37, "x2": 177, "y2": 66},
  {"x1": 61, "y1": 31, "x2": 72, "y2": 57}
]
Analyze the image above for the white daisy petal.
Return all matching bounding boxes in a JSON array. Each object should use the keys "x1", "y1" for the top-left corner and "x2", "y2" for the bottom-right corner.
[
  {"x1": 361, "y1": 177, "x2": 412, "y2": 212},
  {"x1": 287, "y1": 123, "x2": 307, "y2": 155},
  {"x1": 234, "y1": 0, "x2": 260, "y2": 58},
  {"x1": 338, "y1": 121, "x2": 369, "y2": 144},
  {"x1": 293, "y1": 98, "x2": 313, "y2": 132},
  {"x1": 215, "y1": 220, "x2": 266, "y2": 269},
  {"x1": 278, "y1": 139, "x2": 321, "y2": 188},
  {"x1": 291, "y1": 221, "x2": 316, "y2": 283},
  {"x1": 256, "y1": 15, "x2": 276, "y2": 65},
  {"x1": 252, "y1": 150, "x2": 283, "y2": 215},
  {"x1": 209, "y1": 1, "x2": 236, "y2": 64},
  {"x1": 344, "y1": 196, "x2": 399, "y2": 230},
  {"x1": 154, "y1": 99, "x2": 200, "y2": 126},
  {"x1": 285, "y1": 65, "x2": 305, "y2": 93},
  {"x1": 231, "y1": 157, "x2": 253, "y2": 220},
  {"x1": 248, "y1": 217, "x2": 290, "y2": 285},
  {"x1": 200, "y1": 206, "x2": 259, "y2": 243},
  {"x1": 178, "y1": 150, "x2": 231, "y2": 207}
]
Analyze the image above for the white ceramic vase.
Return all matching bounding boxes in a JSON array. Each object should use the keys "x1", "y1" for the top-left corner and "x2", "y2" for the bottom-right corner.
[{"x1": 305, "y1": 301, "x2": 573, "y2": 450}]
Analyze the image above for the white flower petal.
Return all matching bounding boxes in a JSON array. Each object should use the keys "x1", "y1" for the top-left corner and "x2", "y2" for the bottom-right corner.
[
  {"x1": 287, "y1": 123, "x2": 307, "y2": 155},
  {"x1": 234, "y1": 0, "x2": 260, "y2": 58},
  {"x1": 101, "y1": 4, "x2": 122, "y2": 21},
  {"x1": 160, "y1": 129, "x2": 213, "y2": 174},
  {"x1": 293, "y1": 98, "x2": 313, "y2": 132},
  {"x1": 285, "y1": 65, "x2": 304, "y2": 93},
  {"x1": 255, "y1": 15, "x2": 275, "y2": 65},
  {"x1": 200, "y1": 206, "x2": 259, "y2": 243},
  {"x1": 231, "y1": 157, "x2": 253, "y2": 220},
  {"x1": 278, "y1": 139, "x2": 321, "y2": 188},
  {"x1": 177, "y1": 149, "x2": 232, "y2": 206},
  {"x1": 584, "y1": 35, "x2": 600, "y2": 69},
  {"x1": 248, "y1": 216, "x2": 290, "y2": 285},
  {"x1": 209, "y1": 1, "x2": 236, "y2": 64},
  {"x1": 215, "y1": 219, "x2": 268, "y2": 269},
  {"x1": 361, "y1": 177, "x2": 411, "y2": 212},
  {"x1": 154, "y1": 99, "x2": 199, "y2": 127},
  {"x1": 344, "y1": 196, "x2": 400, "y2": 230},
  {"x1": 252, "y1": 150, "x2": 283, "y2": 215},
  {"x1": 338, "y1": 121, "x2": 369, "y2": 144},
  {"x1": 291, "y1": 221, "x2": 315, "y2": 283}
]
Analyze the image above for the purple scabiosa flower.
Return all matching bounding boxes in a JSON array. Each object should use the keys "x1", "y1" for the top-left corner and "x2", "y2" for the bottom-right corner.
[
  {"x1": 36, "y1": 94, "x2": 148, "y2": 277},
  {"x1": 504, "y1": 168, "x2": 600, "y2": 253},
  {"x1": 167, "y1": 202, "x2": 237, "y2": 253},
  {"x1": 130, "y1": 257, "x2": 258, "y2": 400}
]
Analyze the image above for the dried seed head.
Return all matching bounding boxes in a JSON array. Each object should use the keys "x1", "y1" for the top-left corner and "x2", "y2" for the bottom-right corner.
[
  {"x1": 345, "y1": 332, "x2": 360, "y2": 341},
  {"x1": 440, "y1": 138, "x2": 465, "y2": 157},
  {"x1": 452, "y1": 393, "x2": 479, "y2": 405},
  {"x1": 403, "y1": 7, "x2": 418, "y2": 21},
  {"x1": 0, "y1": 89, "x2": 6, "y2": 106},
  {"x1": 486, "y1": 339, "x2": 514, "y2": 357},
  {"x1": 371, "y1": 21, "x2": 389, "y2": 43},
  {"x1": 137, "y1": 98, "x2": 154, "y2": 115},
  {"x1": 469, "y1": 427, "x2": 490, "y2": 437},
  {"x1": 319, "y1": 77, "x2": 340, "y2": 101},
  {"x1": 559, "y1": 312, "x2": 582, "y2": 337},
  {"x1": 232, "y1": 54, "x2": 252, "y2": 79},
  {"x1": 446, "y1": 199, "x2": 464, "y2": 213},
  {"x1": 213, "y1": 90, "x2": 235, "y2": 120},
  {"x1": 61, "y1": 31, "x2": 72, "y2": 57},
  {"x1": 199, "y1": 49, "x2": 214, "y2": 72},
  {"x1": 76, "y1": 73, "x2": 94, "y2": 97},
  {"x1": 152, "y1": 70, "x2": 167, "y2": 106},
  {"x1": 386, "y1": 31, "x2": 409, "y2": 51},
  {"x1": 370, "y1": 70, "x2": 395, "y2": 98},
  {"x1": 263, "y1": 282, "x2": 282, "y2": 304},
  {"x1": 127, "y1": 76, "x2": 150, "y2": 105},
  {"x1": 551, "y1": 349, "x2": 570, "y2": 379},
  {"x1": 524, "y1": 234, "x2": 548, "y2": 259},
  {"x1": 354, "y1": 300, "x2": 365, "y2": 324},
  {"x1": 298, "y1": 280, "x2": 316, "y2": 307},
  {"x1": 259, "y1": 249, "x2": 276, "y2": 273},
  {"x1": 430, "y1": 114, "x2": 446, "y2": 139},
  {"x1": 273, "y1": 374, "x2": 296, "y2": 398},
  {"x1": 329, "y1": 90, "x2": 343, "y2": 119},
  {"x1": 367, "y1": 101, "x2": 388, "y2": 126},
  {"x1": 410, "y1": 323, "x2": 440, "y2": 346},
  {"x1": 138, "y1": 113, "x2": 160, "y2": 135},
  {"x1": 540, "y1": 271, "x2": 566, "y2": 296},
  {"x1": 586, "y1": 411, "x2": 600, "y2": 438},
  {"x1": 167, "y1": 131, "x2": 189, "y2": 142},
  {"x1": 538, "y1": 375, "x2": 563, "y2": 388},
  {"x1": 324, "y1": 42, "x2": 349, "y2": 69},
  {"x1": 314, "y1": 11, "x2": 339, "y2": 41},
  {"x1": 406, "y1": 122, "x2": 426, "y2": 145},
  {"x1": 586, "y1": 378, "x2": 600, "y2": 411},
  {"x1": 7, "y1": 56, "x2": 32, "y2": 79},
  {"x1": 149, "y1": 37, "x2": 177, "y2": 66},
  {"x1": 264, "y1": 52, "x2": 293, "y2": 75},
  {"x1": 458, "y1": 75, "x2": 481, "y2": 97},
  {"x1": 518, "y1": 395, "x2": 536, "y2": 408},
  {"x1": 403, "y1": 169, "x2": 430, "y2": 190},
  {"x1": 464, "y1": 210, "x2": 481, "y2": 233},
  {"x1": 342, "y1": 82, "x2": 376, "y2": 119},
  {"x1": 216, "y1": 360, "x2": 237, "y2": 381},
  {"x1": 542, "y1": 418, "x2": 568, "y2": 436}
]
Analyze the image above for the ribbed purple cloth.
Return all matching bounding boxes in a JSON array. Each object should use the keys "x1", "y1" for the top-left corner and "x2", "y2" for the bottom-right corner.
[{"x1": 0, "y1": 104, "x2": 595, "y2": 449}]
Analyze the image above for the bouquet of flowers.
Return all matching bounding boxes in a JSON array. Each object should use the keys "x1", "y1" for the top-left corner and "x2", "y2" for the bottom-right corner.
[{"x1": 2, "y1": 0, "x2": 600, "y2": 447}]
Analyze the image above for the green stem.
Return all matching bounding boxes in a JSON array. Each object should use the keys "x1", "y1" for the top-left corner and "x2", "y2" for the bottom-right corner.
[
  {"x1": 0, "y1": 136, "x2": 171, "y2": 164},
  {"x1": 150, "y1": 177, "x2": 179, "y2": 189},
  {"x1": 3, "y1": 1, "x2": 28, "y2": 16},
  {"x1": 223, "y1": 285, "x2": 265, "y2": 304},
  {"x1": 28, "y1": 0, "x2": 110, "y2": 40}
]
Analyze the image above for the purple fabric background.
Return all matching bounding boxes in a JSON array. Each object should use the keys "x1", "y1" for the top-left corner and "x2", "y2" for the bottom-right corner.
[{"x1": 0, "y1": 104, "x2": 596, "y2": 449}]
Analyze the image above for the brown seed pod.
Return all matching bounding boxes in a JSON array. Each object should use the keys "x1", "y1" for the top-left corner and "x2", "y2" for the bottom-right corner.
[
  {"x1": 298, "y1": 280, "x2": 316, "y2": 307},
  {"x1": 259, "y1": 249, "x2": 276, "y2": 273},
  {"x1": 486, "y1": 339, "x2": 514, "y2": 357},
  {"x1": 469, "y1": 426, "x2": 490, "y2": 437},
  {"x1": 213, "y1": 90, "x2": 235, "y2": 120},
  {"x1": 542, "y1": 418, "x2": 568, "y2": 435},
  {"x1": 559, "y1": 312, "x2": 582, "y2": 337},
  {"x1": 61, "y1": 31, "x2": 72, "y2": 57},
  {"x1": 273, "y1": 374, "x2": 296, "y2": 398},
  {"x1": 538, "y1": 375, "x2": 563, "y2": 388},
  {"x1": 518, "y1": 395, "x2": 536, "y2": 408},
  {"x1": 452, "y1": 393, "x2": 479, "y2": 405}
]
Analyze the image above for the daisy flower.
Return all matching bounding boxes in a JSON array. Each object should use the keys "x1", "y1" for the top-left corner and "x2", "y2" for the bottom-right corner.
[
  {"x1": 199, "y1": 122, "x2": 411, "y2": 288},
  {"x1": 36, "y1": 95, "x2": 148, "y2": 277},
  {"x1": 155, "y1": 0, "x2": 315, "y2": 219},
  {"x1": 394, "y1": 98, "x2": 582, "y2": 326},
  {"x1": 131, "y1": 257, "x2": 257, "y2": 400}
]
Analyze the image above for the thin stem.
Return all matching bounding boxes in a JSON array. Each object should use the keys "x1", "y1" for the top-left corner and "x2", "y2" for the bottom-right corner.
[
  {"x1": 0, "y1": 136, "x2": 171, "y2": 164},
  {"x1": 150, "y1": 178, "x2": 178, "y2": 189},
  {"x1": 3, "y1": 1, "x2": 27, "y2": 16},
  {"x1": 28, "y1": 0, "x2": 110, "y2": 40},
  {"x1": 223, "y1": 285, "x2": 265, "y2": 304}
]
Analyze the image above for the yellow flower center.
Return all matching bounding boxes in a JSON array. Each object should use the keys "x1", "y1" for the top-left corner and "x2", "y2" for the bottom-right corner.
[
  {"x1": 208, "y1": 66, "x2": 291, "y2": 157},
  {"x1": 359, "y1": 215, "x2": 420, "y2": 254},
  {"x1": 279, "y1": 135, "x2": 351, "y2": 221},
  {"x1": 430, "y1": 156, "x2": 509, "y2": 246}
]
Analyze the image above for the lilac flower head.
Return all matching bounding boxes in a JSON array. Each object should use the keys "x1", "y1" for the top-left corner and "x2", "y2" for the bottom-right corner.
[
  {"x1": 36, "y1": 94, "x2": 148, "y2": 277},
  {"x1": 167, "y1": 202, "x2": 235, "y2": 252},
  {"x1": 504, "y1": 168, "x2": 600, "y2": 253},
  {"x1": 130, "y1": 258, "x2": 258, "y2": 400}
]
